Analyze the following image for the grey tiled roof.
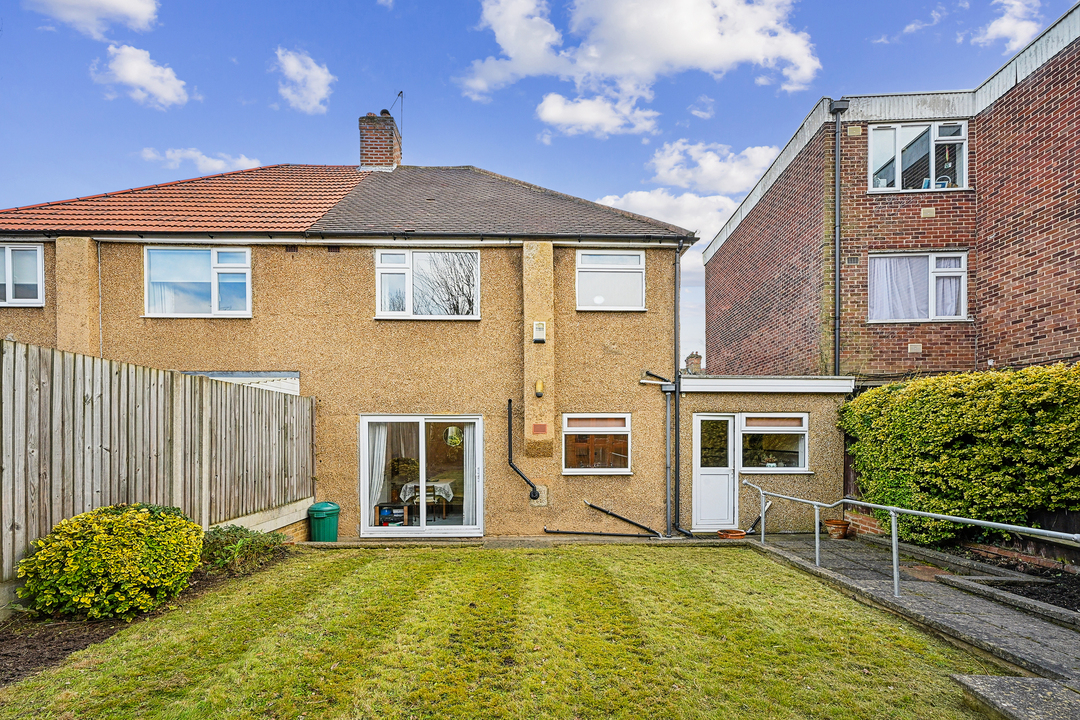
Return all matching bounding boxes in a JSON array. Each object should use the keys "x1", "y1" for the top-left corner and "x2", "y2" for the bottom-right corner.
[{"x1": 309, "y1": 166, "x2": 693, "y2": 238}]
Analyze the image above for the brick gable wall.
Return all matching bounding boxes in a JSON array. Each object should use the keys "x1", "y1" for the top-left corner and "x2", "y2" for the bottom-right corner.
[
  {"x1": 836, "y1": 123, "x2": 979, "y2": 379},
  {"x1": 974, "y1": 37, "x2": 1080, "y2": 368},
  {"x1": 704, "y1": 126, "x2": 832, "y2": 375}
]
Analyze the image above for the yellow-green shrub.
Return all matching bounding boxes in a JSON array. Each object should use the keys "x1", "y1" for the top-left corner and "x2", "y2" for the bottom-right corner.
[
  {"x1": 839, "y1": 364, "x2": 1080, "y2": 543},
  {"x1": 17, "y1": 504, "x2": 203, "y2": 619}
]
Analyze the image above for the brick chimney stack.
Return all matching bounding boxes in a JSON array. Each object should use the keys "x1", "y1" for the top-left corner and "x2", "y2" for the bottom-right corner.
[
  {"x1": 684, "y1": 351, "x2": 702, "y2": 375},
  {"x1": 358, "y1": 109, "x2": 401, "y2": 170}
]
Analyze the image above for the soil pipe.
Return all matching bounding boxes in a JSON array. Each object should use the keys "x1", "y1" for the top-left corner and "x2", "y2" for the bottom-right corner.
[
  {"x1": 830, "y1": 98, "x2": 849, "y2": 376},
  {"x1": 543, "y1": 528, "x2": 657, "y2": 538}
]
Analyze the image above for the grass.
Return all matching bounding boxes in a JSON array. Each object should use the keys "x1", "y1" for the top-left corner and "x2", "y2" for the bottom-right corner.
[{"x1": 0, "y1": 545, "x2": 1001, "y2": 719}]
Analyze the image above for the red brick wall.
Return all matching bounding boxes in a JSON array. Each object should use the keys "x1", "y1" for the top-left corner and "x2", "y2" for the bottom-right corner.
[
  {"x1": 845, "y1": 510, "x2": 883, "y2": 536},
  {"x1": 358, "y1": 114, "x2": 402, "y2": 167},
  {"x1": 705, "y1": 126, "x2": 831, "y2": 375},
  {"x1": 974, "y1": 38, "x2": 1080, "y2": 369},
  {"x1": 836, "y1": 121, "x2": 979, "y2": 380}
]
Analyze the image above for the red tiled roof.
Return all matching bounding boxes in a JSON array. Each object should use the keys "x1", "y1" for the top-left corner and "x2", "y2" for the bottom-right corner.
[{"x1": 0, "y1": 165, "x2": 366, "y2": 234}]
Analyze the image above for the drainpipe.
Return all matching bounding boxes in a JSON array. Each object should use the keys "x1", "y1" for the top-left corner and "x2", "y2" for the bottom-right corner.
[
  {"x1": 830, "y1": 98, "x2": 849, "y2": 376},
  {"x1": 672, "y1": 238, "x2": 692, "y2": 537}
]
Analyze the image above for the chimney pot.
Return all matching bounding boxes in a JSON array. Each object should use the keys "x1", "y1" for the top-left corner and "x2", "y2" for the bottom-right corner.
[
  {"x1": 366, "y1": 112, "x2": 376, "y2": 117},
  {"x1": 684, "y1": 351, "x2": 702, "y2": 375},
  {"x1": 380, "y1": 108, "x2": 391, "y2": 116}
]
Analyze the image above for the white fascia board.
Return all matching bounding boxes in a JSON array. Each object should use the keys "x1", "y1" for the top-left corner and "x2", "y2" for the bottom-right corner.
[
  {"x1": 680, "y1": 376, "x2": 856, "y2": 394},
  {"x1": 842, "y1": 92, "x2": 975, "y2": 123}
]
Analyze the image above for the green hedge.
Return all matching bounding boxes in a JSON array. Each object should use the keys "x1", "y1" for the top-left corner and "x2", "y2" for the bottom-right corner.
[
  {"x1": 838, "y1": 363, "x2": 1080, "y2": 543},
  {"x1": 17, "y1": 504, "x2": 203, "y2": 619}
]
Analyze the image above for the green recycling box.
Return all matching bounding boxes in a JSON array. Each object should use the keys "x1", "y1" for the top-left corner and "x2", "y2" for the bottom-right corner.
[{"x1": 308, "y1": 502, "x2": 341, "y2": 542}]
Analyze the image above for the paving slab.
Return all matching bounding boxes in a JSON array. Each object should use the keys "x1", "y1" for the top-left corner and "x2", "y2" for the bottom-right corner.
[{"x1": 954, "y1": 675, "x2": 1080, "y2": 720}]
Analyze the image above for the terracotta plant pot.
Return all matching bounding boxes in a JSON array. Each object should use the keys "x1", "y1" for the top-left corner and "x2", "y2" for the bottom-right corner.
[
  {"x1": 824, "y1": 519, "x2": 850, "y2": 539},
  {"x1": 717, "y1": 529, "x2": 747, "y2": 539}
]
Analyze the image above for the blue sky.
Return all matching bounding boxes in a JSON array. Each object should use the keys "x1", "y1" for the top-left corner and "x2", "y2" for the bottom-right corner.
[{"x1": 1, "y1": 0, "x2": 1074, "y2": 363}]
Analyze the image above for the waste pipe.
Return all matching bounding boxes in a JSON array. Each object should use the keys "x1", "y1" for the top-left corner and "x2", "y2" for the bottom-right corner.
[{"x1": 507, "y1": 398, "x2": 541, "y2": 500}]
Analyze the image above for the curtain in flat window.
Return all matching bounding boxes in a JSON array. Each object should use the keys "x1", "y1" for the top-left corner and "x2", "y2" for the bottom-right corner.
[
  {"x1": 868, "y1": 256, "x2": 929, "y2": 320},
  {"x1": 936, "y1": 276, "x2": 961, "y2": 317},
  {"x1": 463, "y1": 423, "x2": 476, "y2": 526},
  {"x1": 368, "y1": 423, "x2": 388, "y2": 524}
]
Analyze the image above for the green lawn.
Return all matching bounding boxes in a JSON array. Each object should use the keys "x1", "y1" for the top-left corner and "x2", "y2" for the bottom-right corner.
[{"x1": 0, "y1": 545, "x2": 1000, "y2": 719}]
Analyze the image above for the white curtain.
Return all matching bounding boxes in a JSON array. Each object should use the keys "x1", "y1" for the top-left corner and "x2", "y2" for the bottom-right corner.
[
  {"x1": 463, "y1": 423, "x2": 477, "y2": 526},
  {"x1": 869, "y1": 256, "x2": 928, "y2": 320},
  {"x1": 936, "y1": 276, "x2": 961, "y2": 317},
  {"x1": 148, "y1": 283, "x2": 176, "y2": 314},
  {"x1": 368, "y1": 423, "x2": 388, "y2": 526}
]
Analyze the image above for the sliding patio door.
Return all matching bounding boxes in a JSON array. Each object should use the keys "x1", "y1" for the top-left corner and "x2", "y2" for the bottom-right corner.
[{"x1": 362, "y1": 415, "x2": 483, "y2": 536}]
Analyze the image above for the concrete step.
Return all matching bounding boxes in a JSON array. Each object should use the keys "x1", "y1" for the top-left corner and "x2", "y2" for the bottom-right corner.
[{"x1": 954, "y1": 675, "x2": 1080, "y2": 720}]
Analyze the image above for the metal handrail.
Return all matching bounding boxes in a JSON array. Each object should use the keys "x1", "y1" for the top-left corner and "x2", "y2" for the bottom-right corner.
[{"x1": 741, "y1": 479, "x2": 1080, "y2": 597}]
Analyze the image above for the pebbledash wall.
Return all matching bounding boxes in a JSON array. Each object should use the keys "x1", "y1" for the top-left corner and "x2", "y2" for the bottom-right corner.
[
  {"x1": 703, "y1": 4, "x2": 1080, "y2": 382},
  {"x1": 0, "y1": 238, "x2": 679, "y2": 538}
]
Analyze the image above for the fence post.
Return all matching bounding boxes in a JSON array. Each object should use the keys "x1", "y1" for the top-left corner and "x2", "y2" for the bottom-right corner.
[
  {"x1": 170, "y1": 371, "x2": 184, "y2": 511},
  {"x1": 199, "y1": 377, "x2": 212, "y2": 530}
]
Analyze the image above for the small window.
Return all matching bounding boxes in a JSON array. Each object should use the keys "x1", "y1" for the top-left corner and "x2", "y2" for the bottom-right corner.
[
  {"x1": 740, "y1": 414, "x2": 807, "y2": 471},
  {"x1": 145, "y1": 247, "x2": 251, "y2": 317},
  {"x1": 0, "y1": 245, "x2": 45, "y2": 306},
  {"x1": 376, "y1": 249, "x2": 480, "y2": 319},
  {"x1": 576, "y1": 250, "x2": 645, "y2": 311},
  {"x1": 869, "y1": 121, "x2": 967, "y2": 191},
  {"x1": 868, "y1": 252, "x2": 967, "y2": 322},
  {"x1": 562, "y1": 414, "x2": 631, "y2": 475}
]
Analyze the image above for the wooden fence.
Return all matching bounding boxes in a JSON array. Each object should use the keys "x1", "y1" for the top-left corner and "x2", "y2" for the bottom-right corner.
[{"x1": 0, "y1": 341, "x2": 316, "y2": 585}]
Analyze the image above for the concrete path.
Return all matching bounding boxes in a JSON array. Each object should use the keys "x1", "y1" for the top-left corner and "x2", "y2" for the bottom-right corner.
[{"x1": 758, "y1": 536, "x2": 1080, "y2": 719}]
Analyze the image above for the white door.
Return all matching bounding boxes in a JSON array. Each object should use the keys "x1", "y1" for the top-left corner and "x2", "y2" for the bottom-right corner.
[{"x1": 693, "y1": 414, "x2": 736, "y2": 530}]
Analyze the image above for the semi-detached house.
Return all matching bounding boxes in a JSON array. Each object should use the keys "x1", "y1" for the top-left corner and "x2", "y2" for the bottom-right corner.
[
  {"x1": 0, "y1": 111, "x2": 852, "y2": 539},
  {"x1": 703, "y1": 4, "x2": 1080, "y2": 386}
]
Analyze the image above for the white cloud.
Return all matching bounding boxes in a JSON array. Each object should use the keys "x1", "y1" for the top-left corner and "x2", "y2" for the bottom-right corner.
[
  {"x1": 688, "y1": 95, "x2": 714, "y2": 119},
  {"x1": 649, "y1": 140, "x2": 778, "y2": 195},
  {"x1": 461, "y1": 0, "x2": 821, "y2": 136},
  {"x1": 376, "y1": 0, "x2": 393, "y2": 6},
  {"x1": 904, "y1": 7, "x2": 946, "y2": 34},
  {"x1": 536, "y1": 93, "x2": 659, "y2": 136},
  {"x1": 972, "y1": 0, "x2": 1042, "y2": 53},
  {"x1": 273, "y1": 47, "x2": 337, "y2": 114},
  {"x1": 537, "y1": 129, "x2": 553, "y2": 145},
  {"x1": 91, "y1": 44, "x2": 190, "y2": 109},
  {"x1": 141, "y1": 147, "x2": 261, "y2": 174},
  {"x1": 26, "y1": 0, "x2": 157, "y2": 41}
]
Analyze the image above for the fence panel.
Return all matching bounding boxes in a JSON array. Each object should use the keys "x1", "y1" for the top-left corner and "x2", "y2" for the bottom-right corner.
[{"x1": 0, "y1": 341, "x2": 315, "y2": 584}]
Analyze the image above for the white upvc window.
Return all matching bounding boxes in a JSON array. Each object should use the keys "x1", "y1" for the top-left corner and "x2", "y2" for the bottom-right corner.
[
  {"x1": 869, "y1": 120, "x2": 968, "y2": 191},
  {"x1": 738, "y1": 414, "x2": 808, "y2": 472},
  {"x1": 144, "y1": 247, "x2": 251, "y2": 317},
  {"x1": 0, "y1": 244, "x2": 45, "y2": 306},
  {"x1": 868, "y1": 251, "x2": 968, "y2": 322},
  {"x1": 576, "y1": 250, "x2": 646, "y2": 311},
  {"x1": 562, "y1": 413, "x2": 632, "y2": 475},
  {"x1": 375, "y1": 249, "x2": 480, "y2": 319}
]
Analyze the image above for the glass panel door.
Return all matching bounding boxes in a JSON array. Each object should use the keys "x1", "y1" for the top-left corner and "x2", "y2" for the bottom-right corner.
[
  {"x1": 693, "y1": 415, "x2": 737, "y2": 529},
  {"x1": 365, "y1": 417, "x2": 479, "y2": 533},
  {"x1": 424, "y1": 421, "x2": 477, "y2": 527}
]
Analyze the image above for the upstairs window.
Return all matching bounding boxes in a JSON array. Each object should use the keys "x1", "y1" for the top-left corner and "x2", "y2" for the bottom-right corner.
[
  {"x1": 0, "y1": 245, "x2": 44, "y2": 306},
  {"x1": 376, "y1": 249, "x2": 480, "y2": 319},
  {"x1": 870, "y1": 121, "x2": 967, "y2": 191},
  {"x1": 562, "y1": 414, "x2": 631, "y2": 475},
  {"x1": 576, "y1": 250, "x2": 646, "y2": 311},
  {"x1": 868, "y1": 252, "x2": 967, "y2": 322},
  {"x1": 145, "y1": 247, "x2": 251, "y2": 317}
]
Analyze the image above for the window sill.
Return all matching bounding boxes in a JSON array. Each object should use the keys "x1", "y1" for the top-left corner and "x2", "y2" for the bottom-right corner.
[
  {"x1": 866, "y1": 187, "x2": 972, "y2": 195},
  {"x1": 373, "y1": 315, "x2": 481, "y2": 321},
  {"x1": 141, "y1": 314, "x2": 252, "y2": 319},
  {"x1": 576, "y1": 307, "x2": 647, "y2": 312},
  {"x1": 0, "y1": 303, "x2": 45, "y2": 308},
  {"x1": 865, "y1": 318, "x2": 973, "y2": 324},
  {"x1": 739, "y1": 469, "x2": 814, "y2": 475},
  {"x1": 562, "y1": 469, "x2": 633, "y2": 476}
]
